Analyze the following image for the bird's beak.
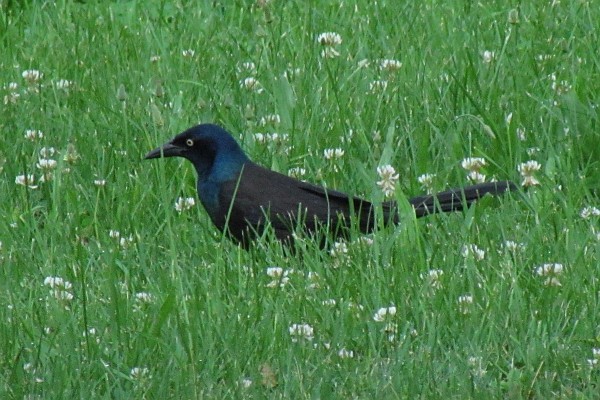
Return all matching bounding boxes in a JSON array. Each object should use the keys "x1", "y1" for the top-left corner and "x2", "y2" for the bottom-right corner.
[{"x1": 144, "y1": 142, "x2": 184, "y2": 159}]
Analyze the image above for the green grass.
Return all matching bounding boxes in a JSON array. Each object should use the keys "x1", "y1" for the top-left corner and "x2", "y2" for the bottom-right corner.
[{"x1": 1, "y1": 0, "x2": 600, "y2": 398}]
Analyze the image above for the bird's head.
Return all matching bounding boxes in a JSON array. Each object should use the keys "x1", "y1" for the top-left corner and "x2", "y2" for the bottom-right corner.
[{"x1": 145, "y1": 123, "x2": 250, "y2": 181}]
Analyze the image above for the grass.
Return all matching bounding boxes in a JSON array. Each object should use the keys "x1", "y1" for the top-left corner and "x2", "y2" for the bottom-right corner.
[{"x1": 1, "y1": 0, "x2": 600, "y2": 398}]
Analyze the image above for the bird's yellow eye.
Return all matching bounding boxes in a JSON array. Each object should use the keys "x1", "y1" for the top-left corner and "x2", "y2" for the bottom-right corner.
[{"x1": 186, "y1": 139, "x2": 194, "y2": 147}]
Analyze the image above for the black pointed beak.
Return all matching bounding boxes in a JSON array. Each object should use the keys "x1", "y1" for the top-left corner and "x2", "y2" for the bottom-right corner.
[{"x1": 144, "y1": 142, "x2": 184, "y2": 159}]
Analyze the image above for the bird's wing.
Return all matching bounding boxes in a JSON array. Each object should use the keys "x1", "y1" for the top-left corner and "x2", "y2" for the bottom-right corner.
[{"x1": 217, "y1": 163, "x2": 376, "y2": 241}]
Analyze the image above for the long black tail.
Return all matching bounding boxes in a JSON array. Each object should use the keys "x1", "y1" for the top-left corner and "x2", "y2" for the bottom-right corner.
[{"x1": 406, "y1": 181, "x2": 517, "y2": 218}]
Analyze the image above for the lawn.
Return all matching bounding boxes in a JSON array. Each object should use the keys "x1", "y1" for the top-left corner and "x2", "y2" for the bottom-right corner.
[{"x1": 1, "y1": 0, "x2": 599, "y2": 398}]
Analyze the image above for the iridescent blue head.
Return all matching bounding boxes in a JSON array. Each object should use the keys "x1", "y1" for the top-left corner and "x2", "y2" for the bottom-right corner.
[{"x1": 145, "y1": 123, "x2": 250, "y2": 182}]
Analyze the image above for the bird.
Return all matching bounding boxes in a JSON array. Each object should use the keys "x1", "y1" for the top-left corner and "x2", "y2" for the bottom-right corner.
[{"x1": 145, "y1": 123, "x2": 516, "y2": 248}]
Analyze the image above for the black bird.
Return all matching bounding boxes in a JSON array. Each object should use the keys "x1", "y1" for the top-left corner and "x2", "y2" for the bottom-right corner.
[{"x1": 145, "y1": 124, "x2": 516, "y2": 248}]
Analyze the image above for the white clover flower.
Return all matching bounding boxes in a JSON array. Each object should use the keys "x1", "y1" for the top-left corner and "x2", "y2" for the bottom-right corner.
[
  {"x1": 580, "y1": 206, "x2": 600, "y2": 219},
  {"x1": 15, "y1": 174, "x2": 38, "y2": 189},
  {"x1": 4, "y1": 92, "x2": 20, "y2": 104},
  {"x1": 150, "y1": 55, "x2": 161, "y2": 62},
  {"x1": 377, "y1": 165, "x2": 399, "y2": 198},
  {"x1": 458, "y1": 295, "x2": 473, "y2": 304},
  {"x1": 182, "y1": 49, "x2": 195, "y2": 58},
  {"x1": 369, "y1": 80, "x2": 388, "y2": 93},
  {"x1": 238, "y1": 61, "x2": 257, "y2": 76},
  {"x1": 535, "y1": 263, "x2": 564, "y2": 287},
  {"x1": 316, "y1": 32, "x2": 342, "y2": 46},
  {"x1": 82, "y1": 328, "x2": 98, "y2": 341},
  {"x1": 36, "y1": 158, "x2": 57, "y2": 170},
  {"x1": 357, "y1": 236, "x2": 374, "y2": 246},
  {"x1": 130, "y1": 367, "x2": 151, "y2": 379},
  {"x1": 22, "y1": 69, "x2": 43, "y2": 83},
  {"x1": 284, "y1": 66, "x2": 302, "y2": 79},
  {"x1": 253, "y1": 133, "x2": 266, "y2": 144},
  {"x1": 239, "y1": 77, "x2": 263, "y2": 93},
  {"x1": 535, "y1": 263, "x2": 564, "y2": 276},
  {"x1": 24, "y1": 129, "x2": 44, "y2": 140},
  {"x1": 467, "y1": 171, "x2": 486, "y2": 184},
  {"x1": 288, "y1": 167, "x2": 306, "y2": 178},
  {"x1": 266, "y1": 267, "x2": 284, "y2": 278},
  {"x1": 266, "y1": 267, "x2": 291, "y2": 288},
  {"x1": 39, "y1": 147, "x2": 55, "y2": 158},
  {"x1": 550, "y1": 73, "x2": 572, "y2": 95},
  {"x1": 174, "y1": 197, "x2": 196, "y2": 212},
  {"x1": 4, "y1": 82, "x2": 21, "y2": 104},
  {"x1": 417, "y1": 173, "x2": 436, "y2": 193},
  {"x1": 135, "y1": 292, "x2": 154, "y2": 304},
  {"x1": 536, "y1": 54, "x2": 553, "y2": 62},
  {"x1": 119, "y1": 235, "x2": 134, "y2": 249},
  {"x1": 44, "y1": 276, "x2": 72, "y2": 290},
  {"x1": 109, "y1": 230, "x2": 120, "y2": 238},
  {"x1": 373, "y1": 306, "x2": 397, "y2": 322},
  {"x1": 44, "y1": 276, "x2": 74, "y2": 301},
  {"x1": 94, "y1": 179, "x2": 106, "y2": 187},
  {"x1": 458, "y1": 295, "x2": 473, "y2": 314},
  {"x1": 502, "y1": 240, "x2": 525, "y2": 252},
  {"x1": 306, "y1": 271, "x2": 322, "y2": 290},
  {"x1": 63, "y1": 144, "x2": 80, "y2": 163},
  {"x1": 81, "y1": 328, "x2": 98, "y2": 337},
  {"x1": 461, "y1": 157, "x2": 487, "y2": 172},
  {"x1": 461, "y1": 244, "x2": 485, "y2": 261},
  {"x1": 518, "y1": 160, "x2": 541, "y2": 175},
  {"x1": 267, "y1": 133, "x2": 288, "y2": 144},
  {"x1": 323, "y1": 148, "x2": 345, "y2": 160},
  {"x1": 54, "y1": 79, "x2": 73, "y2": 90},
  {"x1": 329, "y1": 241, "x2": 348, "y2": 257},
  {"x1": 259, "y1": 114, "x2": 281, "y2": 126},
  {"x1": 254, "y1": 133, "x2": 288, "y2": 144},
  {"x1": 240, "y1": 378, "x2": 253, "y2": 388},
  {"x1": 518, "y1": 160, "x2": 542, "y2": 187},
  {"x1": 380, "y1": 59, "x2": 402, "y2": 72},
  {"x1": 421, "y1": 269, "x2": 444, "y2": 290},
  {"x1": 338, "y1": 348, "x2": 354, "y2": 358},
  {"x1": 289, "y1": 323, "x2": 314, "y2": 342},
  {"x1": 482, "y1": 50, "x2": 495, "y2": 63}
]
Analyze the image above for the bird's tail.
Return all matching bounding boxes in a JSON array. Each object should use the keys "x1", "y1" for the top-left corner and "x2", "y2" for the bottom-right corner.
[{"x1": 403, "y1": 181, "x2": 517, "y2": 218}]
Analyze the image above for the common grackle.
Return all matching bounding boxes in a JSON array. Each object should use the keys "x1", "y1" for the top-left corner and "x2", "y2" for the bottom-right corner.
[{"x1": 145, "y1": 124, "x2": 516, "y2": 248}]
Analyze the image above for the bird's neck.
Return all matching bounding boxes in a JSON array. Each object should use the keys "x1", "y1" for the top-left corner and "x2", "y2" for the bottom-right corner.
[
  {"x1": 191, "y1": 150, "x2": 248, "y2": 182},
  {"x1": 210, "y1": 151, "x2": 249, "y2": 182},
  {"x1": 195, "y1": 151, "x2": 249, "y2": 215}
]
